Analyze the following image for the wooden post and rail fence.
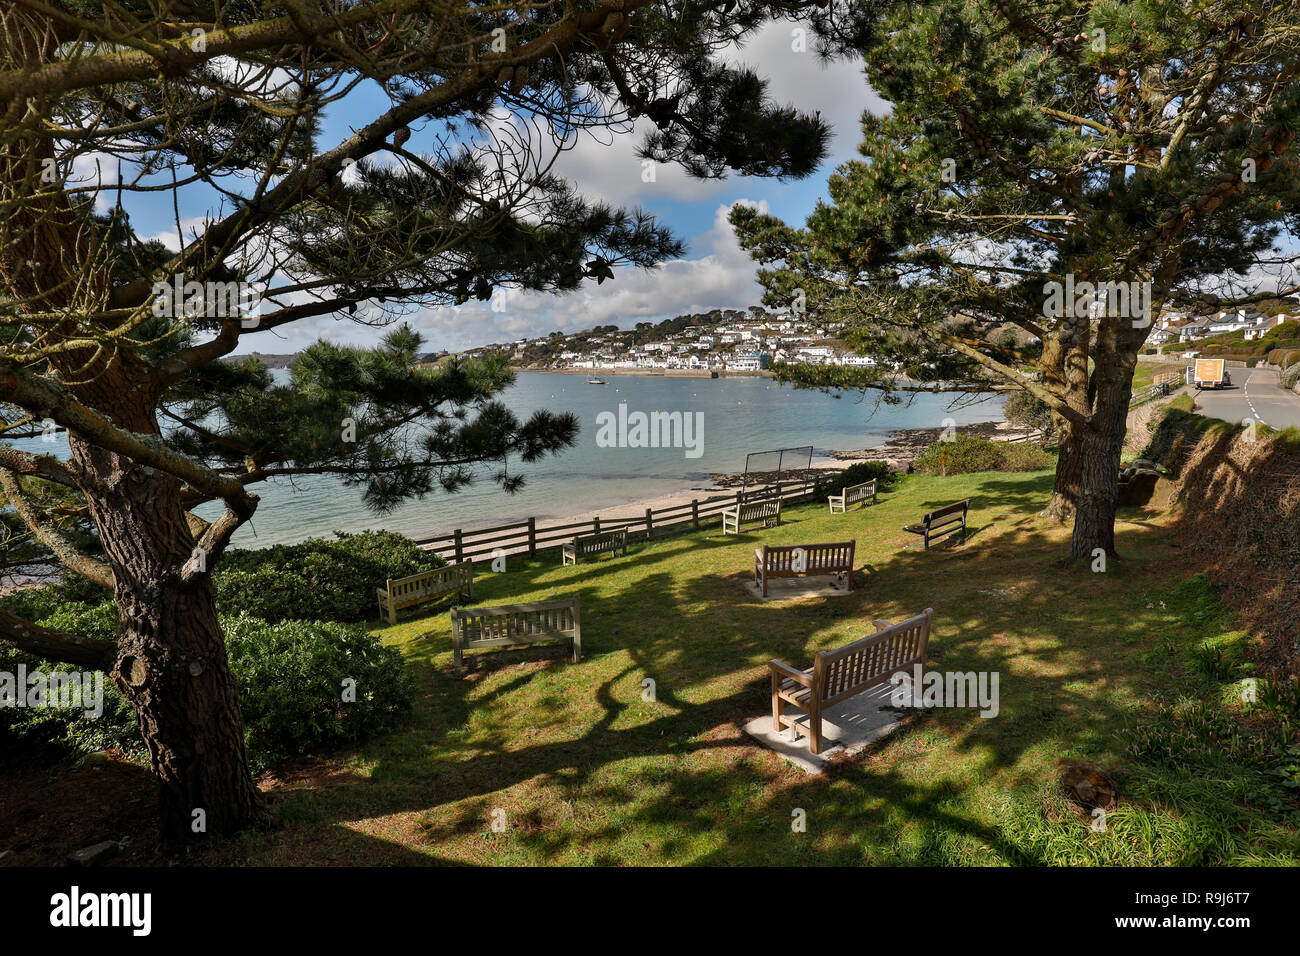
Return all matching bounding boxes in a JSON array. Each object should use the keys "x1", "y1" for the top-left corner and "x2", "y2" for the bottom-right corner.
[{"x1": 411, "y1": 479, "x2": 818, "y2": 564}]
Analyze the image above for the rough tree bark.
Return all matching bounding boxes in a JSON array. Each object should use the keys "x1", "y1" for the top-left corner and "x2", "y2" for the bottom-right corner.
[
  {"x1": 2, "y1": 9, "x2": 260, "y2": 848},
  {"x1": 67, "y1": 401, "x2": 262, "y2": 845},
  {"x1": 1070, "y1": 347, "x2": 1139, "y2": 559}
]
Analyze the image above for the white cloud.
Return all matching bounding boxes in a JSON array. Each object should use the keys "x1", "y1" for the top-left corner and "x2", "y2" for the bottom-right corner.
[
  {"x1": 67, "y1": 151, "x2": 120, "y2": 213},
  {"x1": 547, "y1": 20, "x2": 877, "y2": 207},
  {"x1": 237, "y1": 199, "x2": 774, "y2": 354}
]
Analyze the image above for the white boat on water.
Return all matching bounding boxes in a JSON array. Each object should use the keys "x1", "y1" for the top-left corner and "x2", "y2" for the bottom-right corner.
[{"x1": 587, "y1": 378, "x2": 606, "y2": 384}]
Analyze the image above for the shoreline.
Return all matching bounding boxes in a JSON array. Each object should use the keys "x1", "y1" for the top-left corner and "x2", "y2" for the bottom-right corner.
[
  {"x1": 424, "y1": 418, "x2": 1035, "y2": 545},
  {"x1": 523, "y1": 366, "x2": 771, "y2": 379}
]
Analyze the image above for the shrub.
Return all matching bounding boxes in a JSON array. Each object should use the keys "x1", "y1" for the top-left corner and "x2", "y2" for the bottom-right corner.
[
  {"x1": 813, "y1": 460, "x2": 895, "y2": 499},
  {"x1": 914, "y1": 434, "x2": 1053, "y2": 475},
  {"x1": 1, "y1": 602, "x2": 143, "y2": 767},
  {"x1": 1283, "y1": 363, "x2": 1300, "y2": 390},
  {"x1": 1, "y1": 603, "x2": 415, "y2": 770},
  {"x1": 0, "y1": 575, "x2": 113, "y2": 623},
  {"x1": 1003, "y1": 390, "x2": 1054, "y2": 437},
  {"x1": 214, "y1": 530, "x2": 443, "y2": 623},
  {"x1": 0, "y1": 530, "x2": 442, "y2": 626},
  {"x1": 222, "y1": 614, "x2": 416, "y2": 768},
  {"x1": 1000, "y1": 442, "x2": 1057, "y2": 471}
]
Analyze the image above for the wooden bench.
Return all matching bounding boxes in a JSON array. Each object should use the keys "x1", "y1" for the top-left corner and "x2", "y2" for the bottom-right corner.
[
  {"x1": 754, "y1": 541, "x2": 856, "y2": 597},
  {"x1": 722, "y1": 497, "x2": 782, "y2": 535},
  {"x1": 769, "y1": 608, "x2": 933, "y2": 754},
  {"x1": 562, "y1": 527, "x2": 627, "y2": 566},
  {"x1": 450, "y1": 596, "x2": 581, "y2": 672},
  {"x1": 376, "y1": 560, "x2": 473, "y2": 625},
  {"x1": 828, "y1": 479, "x2": 877, "y2": 513},
  {"x1": 903, "y1": 499, "x2": 969, "y2": 550}
]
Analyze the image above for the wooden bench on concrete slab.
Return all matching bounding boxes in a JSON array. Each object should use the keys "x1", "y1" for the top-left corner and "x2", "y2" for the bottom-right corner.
[
  {"x1": 722, "y1": 497, "x2": 782, "y2": 535},
  {"x1": 828, "y1": 479, "x2": 877, "y2": 513},
  {"x1": 450, "y1": 596, "x2": 581, "y2": 672},
  {"x1": 377, "y1": 560, "x2": 473, "y2": 625},
  {"x1": 769, "y1": 608, "x2": 933, "y2": 754},
  {"x1": 562, "y1": 527, "x2": 627, "y2": 566},
  {"x1": 754, "y1": 541, "x2": 856, "y2": 597},
  {"x1": 903, "y1": 499, "x2": 969, "y2": 550}
]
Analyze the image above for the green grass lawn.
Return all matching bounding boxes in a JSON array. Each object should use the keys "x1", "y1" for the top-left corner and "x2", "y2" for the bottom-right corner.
[
  {"x1": 1132, "y1": 362, "x2": 1185, "y2": 391},
  {"x1": 216, "y1": 469, "x2": 1300, "y2": 866}
]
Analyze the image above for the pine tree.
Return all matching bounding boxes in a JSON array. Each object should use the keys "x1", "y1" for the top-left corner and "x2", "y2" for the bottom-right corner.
[
  {"x1": 734, "y1": 0, "x2": 1300, "y2": 557},
  {"x1": 0, "y1": 1, "x2": 841, "y2": 846}
]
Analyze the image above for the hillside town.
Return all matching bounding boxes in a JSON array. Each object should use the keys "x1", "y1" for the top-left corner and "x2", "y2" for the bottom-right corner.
[
  {"x1": 439, "y1": 299, "x2": 1300, "y2": 374},
  {"x1": 1147, "y1": 304, "x2": 1297, "y2": 348},
  {"x1": 453, "y1": 308, "x2": 880, "y2": 373}
]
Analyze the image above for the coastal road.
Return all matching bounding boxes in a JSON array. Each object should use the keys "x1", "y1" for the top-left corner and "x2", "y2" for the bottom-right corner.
[{"x1": 1192, "y1": 366, "x2": 1300, "y2": 430}]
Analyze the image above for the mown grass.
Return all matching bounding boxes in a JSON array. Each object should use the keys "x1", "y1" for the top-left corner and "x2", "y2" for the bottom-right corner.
[{"x1": 215, "y1": 469, "x2": 1300, "y2": 866}]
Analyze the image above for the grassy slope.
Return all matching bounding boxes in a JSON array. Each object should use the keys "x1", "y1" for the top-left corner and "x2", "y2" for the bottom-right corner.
[{"x1": 219, "y1": 470, "x2": 1300, "y2": 866}]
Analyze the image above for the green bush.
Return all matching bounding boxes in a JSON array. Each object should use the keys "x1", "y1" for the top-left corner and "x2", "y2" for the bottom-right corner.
[
  {"x1": 1283, "y1": 363, "x2": 1300, "y2": 390},
  {"x1": 1003, "y1": 390, "x2": 1055, "y2": 437},
  {"x1": 1, "y1": 603, "x2": 415, "y2": 770},
  {"x1": 0, "y1": 575, "x2": 115, "y2": 624},
  {"x1": 222, "y1": 613, "x2": 416, "y2": 768},
  {"x1": 0, "y1": 530, "x2": 442, "y2": 625},
  {"x1": 813, "y1": 460, "x2": 895, "y2": 499},
  {"x1": 914, "y1": 434, "x2": 1054, "y2": 476},
  {"x1": 214, "y1": 530, "x2": 444, "y2": 623}
]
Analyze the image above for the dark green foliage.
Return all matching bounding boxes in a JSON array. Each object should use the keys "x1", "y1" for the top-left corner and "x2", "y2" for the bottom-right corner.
[
  {"x1": 0, "y1": 575, "x2": 112, "y2": 623},
  {"x1": 213, "y1": 531, "x2": 444, "y2": 623},
  {"x1": 914, "y1": 435, "x2": 1053, "y2": 475},
  {"x1": 1, "y1": 530, "x2": 441, "y2": 626},
  {"x1": 1003, "y1": 390, "x2": 1055, "y2": 439},
  {"x1": 812, "y1": 460, "x2": 896, "y2": 499},
  {"x1": 1, "y1": 602, "x2": 415, "y2": 771},
  {"x1": 0, "y1": 603, "x2": 137, "y2": 767},
  {"x1": 222, "y1": 614, "x2": 415, "y2": 769}
]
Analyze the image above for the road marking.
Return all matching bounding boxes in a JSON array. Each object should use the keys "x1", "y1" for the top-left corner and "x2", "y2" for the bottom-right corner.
[{"x1": 1245, "y1": 369, "x2": 1272, "y2": 427}]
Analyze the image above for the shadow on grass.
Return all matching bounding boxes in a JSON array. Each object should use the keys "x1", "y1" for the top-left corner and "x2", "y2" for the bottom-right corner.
[{"x1": 224, "y1": 484, "x2": 1220, "y2": 865}]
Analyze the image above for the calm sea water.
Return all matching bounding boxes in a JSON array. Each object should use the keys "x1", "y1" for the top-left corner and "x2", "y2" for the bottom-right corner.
[
  {"x1": 199, "y1": 372, "x2": 1005, "y2": 546},
  {"x1": 11, "y1": 372, "x2": 1004, "y2": 547}
]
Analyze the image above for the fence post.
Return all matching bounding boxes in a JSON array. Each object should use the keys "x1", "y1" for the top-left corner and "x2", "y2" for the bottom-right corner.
[
  {"x1": 692, "y1": 499, "x2": 699, "y2": 529},
  {"x1": 453, "y1": 529, "x2": 463, "y2": 564},
  {"x1": 527, "y1": 517, "x2": 536, "y2": 557},
  {"x1": 593, "y1": 516, "x2": 601, "y2": 535},
  {"x1": 645, "y1": 507, "x2": 653, "y2": 540}
]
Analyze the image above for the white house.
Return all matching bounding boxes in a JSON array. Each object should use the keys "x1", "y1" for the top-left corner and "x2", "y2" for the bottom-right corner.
[
  {"x1": 727, "y1": 351, "x2": 771, "y2": 371},
  {"x1": 838, "y1": 354, "x2": 877, "y2": 367},
  {"x1": 1243, "y1": 314, "x2": 1288, "y2": 340},
  {"x1": 1178, "y1": 319, "x2": 1215, "y2": 342}
]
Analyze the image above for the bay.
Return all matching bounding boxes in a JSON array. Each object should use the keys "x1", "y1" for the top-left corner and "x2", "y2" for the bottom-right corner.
[{"x1": 191, "y1": 371, "x2": 1006, "y2": 547}]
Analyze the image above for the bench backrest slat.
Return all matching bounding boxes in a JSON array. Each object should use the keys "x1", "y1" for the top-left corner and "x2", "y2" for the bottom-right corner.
[
  {"x1": 844, "y1": 480, "x2": 876, "y2": 502},
  {"x1": 452, "y1": 597, "x2": 579, "y2": 649},
  {"x1": 739, "y1": 499, "x2": 780, "y2": 520},
  {"x1": 385, "y1": 561, "x2": 472, "y2": 609},
  {"x1": 814, "y1": 609, "x2": 932, "y2": 704},
  {"x1": 758, "y1": 542, "x2": 854, "y2": 573},
  {"x1": 923, "y1": 499, "x2": 968, "y2": 525},
  {"x1": 571, "y1": 527, "x2": 626, "y2": 554}
]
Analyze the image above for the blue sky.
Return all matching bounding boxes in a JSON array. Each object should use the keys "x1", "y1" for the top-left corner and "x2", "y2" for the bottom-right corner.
[{"x1": 115, "y1": 21, "x2": 880, "y2": 356}]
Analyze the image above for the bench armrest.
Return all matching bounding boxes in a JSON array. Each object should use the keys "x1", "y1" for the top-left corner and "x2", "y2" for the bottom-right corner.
[
  {"x1": 768, "y1": 659, "x2": 812, "y2": 686},
  {"x1": 872, "y1": 619, "x2": 893, "y2": 632}
]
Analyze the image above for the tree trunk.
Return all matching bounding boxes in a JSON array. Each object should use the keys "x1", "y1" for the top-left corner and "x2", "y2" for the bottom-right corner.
[
  {"x1": 1069, "y1": 358, "x2": 1134, "y2": 559},
  {"x1": 1042, "y1": 419, "x2": 1082, "y2": 522},
  {"x1": 69, "y1": 435, "x2": 261, "y2": 847}
]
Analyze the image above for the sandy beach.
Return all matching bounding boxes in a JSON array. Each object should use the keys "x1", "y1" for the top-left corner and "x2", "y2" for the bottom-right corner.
[{"x1": 431, "y1": 419, "x2": 1041, "y2": 551}]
